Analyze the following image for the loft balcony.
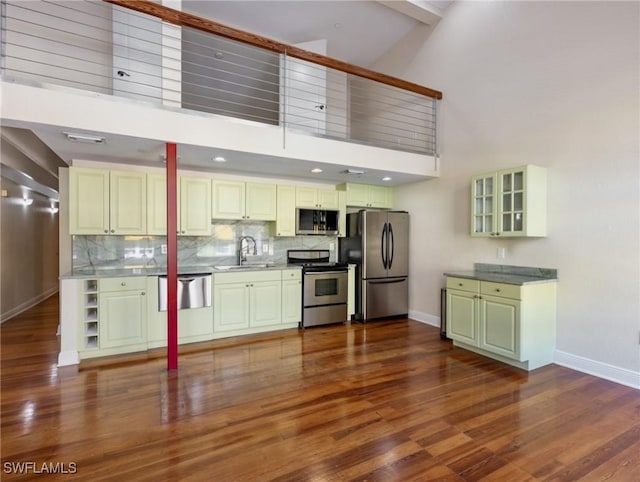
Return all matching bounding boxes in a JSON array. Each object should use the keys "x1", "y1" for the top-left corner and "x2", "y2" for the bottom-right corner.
[{"x1": 0, "y1": 0, "x2": 443, "y2": 184}]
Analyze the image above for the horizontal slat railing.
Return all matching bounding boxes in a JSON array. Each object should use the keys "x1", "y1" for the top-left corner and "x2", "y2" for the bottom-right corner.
[{"x1": 1, "y1": 0, "x2": 442, "y2": 155}]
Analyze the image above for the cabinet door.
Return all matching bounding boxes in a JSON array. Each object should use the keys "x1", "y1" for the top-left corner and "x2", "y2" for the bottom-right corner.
[
  {"x1": 110, "y1": 171, "x2": 147, "y2": 235},
  {"x1": 446, "y1": 289, "x2": 478, "y2": 346},
  {"x1": 295, "y1": 187, "x2": 318, "y2": 208},
  {"x1": 338, "y1": 191, "x2": 347, "y2": 237},
  {"x1": 214, "y1": 283, "x2": 250, "y2": 332},
  {"x1": 345, "y1": 183, "x2": 369, "y2": 207},
  {"x1": 250, "y1": 281, "x2": 282, "y2": 327},
  {"x1": 479, "y1": 295, "x2": 521, "y2": 360},
  {"x1": 368, "y1": 185, "x2": 392, "y2": 208},
  {"x1": 275, "y1": 185, "x2": 296, "y2": 236},
  {"x1": 317, "y1": 189, "x2": 339, "y2": 209},
  {"x1": 471, "y1": 173, "x2": 497, "y2": 237},
  {"x1": 498, "y1": 168, "x2": 525, "y2": 236},
  {"x1": 180, "y1": 177, "x2": 211, "y2": 235},
  {"x1": 99, "y1": 290, "x2": 147, "y2": 348},
  {"x1": 69, "y1": 167, "x2": 110, "y2": 234},
  {"x1": 282, "y1": 279, "x2": 302, "y2": 324},
  {"x1": 245, "y1": 182, "x2": 277, "y2": 220},
  {"x1": 147, "y1": 174, "x2": 166, "y2": 235},
  {"x1": 212, "y1": 180, "x2": 245, "y2": 220}
]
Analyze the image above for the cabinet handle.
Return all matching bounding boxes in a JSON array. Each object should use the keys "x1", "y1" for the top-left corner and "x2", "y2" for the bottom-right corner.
[
  {"x1": 458, "y1": 283, "x2": 463, "y2": 286},
  {"x1": 104, "y1": 230, "x2": 108, "y2": 233},
  {"x1": 181, "y1": 230, "x2": 185, "y2": 234},
  {"x1": 141, "y1": 292, "x2": 146, "y2": 296},
  {"x1": 110, "y1": 229, "x2": 115, "y2": 233},
  {"x1": 495, "y1": 288, "x2": 501, "y2": 292},
  {"x1": 121, "y1": 282, "x2": 126, "y2": 286}
]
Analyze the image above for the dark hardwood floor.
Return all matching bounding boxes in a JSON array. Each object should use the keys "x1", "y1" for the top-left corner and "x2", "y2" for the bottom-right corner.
[{"x1": 1, "y1": 294, "x2": 638, "y2": 481}]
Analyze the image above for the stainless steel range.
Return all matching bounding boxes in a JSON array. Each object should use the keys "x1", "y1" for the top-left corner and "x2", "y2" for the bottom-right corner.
[{"x1": 287, "y1": 249, "x2": 348, "y2": 328}]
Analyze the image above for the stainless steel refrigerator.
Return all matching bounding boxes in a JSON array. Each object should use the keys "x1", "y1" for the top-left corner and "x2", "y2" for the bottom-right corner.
[{"x1": 340, "y1": 210, "x2": 409, "y2": 321}]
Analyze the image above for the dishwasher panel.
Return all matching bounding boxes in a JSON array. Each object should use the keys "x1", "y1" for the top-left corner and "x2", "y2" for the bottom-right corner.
[{"x1": 158, "y1": 274, "x2": 212, "y2": 311}]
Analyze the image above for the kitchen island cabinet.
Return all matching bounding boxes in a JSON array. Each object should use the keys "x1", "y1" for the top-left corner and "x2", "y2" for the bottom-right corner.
[{"x1": 445, "y1": 271, "x2": 557, "y2": 370}]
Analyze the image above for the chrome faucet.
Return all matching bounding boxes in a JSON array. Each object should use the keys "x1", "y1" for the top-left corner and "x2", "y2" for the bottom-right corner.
[{"x1": 237, "y1": 236, "x2": 257, "y2": 265}]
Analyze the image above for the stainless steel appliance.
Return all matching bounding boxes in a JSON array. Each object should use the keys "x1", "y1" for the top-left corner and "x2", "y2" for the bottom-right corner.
[
  {"x1": 287, "y1": 249, "x2": 348, "y2": 327},
  {"x1": 339, "y1": 210, "x2": 409, "y2": 321},
  {"x1": 296, "y1": 208, "x2": 339, "y2": 235},
  {"x1": 158, "y1": 273, "x2": 212, "y2": 311}
]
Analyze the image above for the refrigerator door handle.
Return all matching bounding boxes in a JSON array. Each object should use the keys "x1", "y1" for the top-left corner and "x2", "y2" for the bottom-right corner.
[
  {"x1": 367, "y1": 277, "x2": 406, "y2": 284},
  {"x1": 388, "y1": 223, "x2": 394, "y2": 270},
  {"x1": 381, "y1": 222, "x2": 388, "y2": 269}
]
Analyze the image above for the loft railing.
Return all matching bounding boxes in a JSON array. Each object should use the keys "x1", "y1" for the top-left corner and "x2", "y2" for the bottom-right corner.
[{"x1": 1, "y1": 0, "x2": 442, "y2": 155}]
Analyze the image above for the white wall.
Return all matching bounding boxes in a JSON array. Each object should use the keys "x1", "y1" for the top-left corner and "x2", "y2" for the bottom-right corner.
[{"x1": 374, "y1": 1, "x2": 640, "y2": 380}]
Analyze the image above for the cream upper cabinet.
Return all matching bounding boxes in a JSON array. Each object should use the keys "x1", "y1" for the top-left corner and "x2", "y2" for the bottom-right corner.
[
  {"x1": 471, "y1": 165, "x2": 546, "y2": 238},
  {"x1": 147, "y1": 174, "x2": 211, "y2": 235},
  {"x1": 337, "y1": 183, "x2": 392, "y2": 209},
  {"x1": 246, "y1": 182, "x2": 277, "y2": 220},
  {"x1": 70, "y1": 167, "x2": 146, "y2": 235},
  {"x1": 146, "y1": 173, "x2": 167, "y2": 235},
  {"x1": 180, "y1": 176, "x2": 212, "y2": 236},
  {"x1": 295, "y1": 187, "x2": 339, "y2": 209},
  {"x1": 69, "y1": 167, "x2": 110, "y2": 234},
  {"x1": 212, "y1": 181, "x2": 276, "y2": 221},
  {"x1": 274, "y1": 185, "x2": 296, "y2": 237},
  {"x1": 445, "y1": 276, "x2": 556, "y2": 370}
]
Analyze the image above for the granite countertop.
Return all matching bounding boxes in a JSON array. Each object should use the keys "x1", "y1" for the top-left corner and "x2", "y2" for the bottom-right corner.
[
  {"x1": 60, "y1": 264, "x2": 299, "y2": 279},
  {"x1": 444, "y1": 263, "x2": 558, "y2": 286}
]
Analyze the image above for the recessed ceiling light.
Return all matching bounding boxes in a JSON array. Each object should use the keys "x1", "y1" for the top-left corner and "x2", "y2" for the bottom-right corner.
[
  {"x1": 213, "y1": 156, "x2": 227, "y2": 162},
  {"x1": 311, "y1": 168, "x2": 323, "y2": 173},
  {"x1": 64, "y1": 132, "x2": 105, "y2": 144},
  {"x1": 382, "y1": 176, "x2": 392, "y2": 182}
]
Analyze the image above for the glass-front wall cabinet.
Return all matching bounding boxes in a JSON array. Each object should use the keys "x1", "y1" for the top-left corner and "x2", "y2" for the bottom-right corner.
[
  {"x1": 472, "y1": 174, "x2": 496, "y2": 235},
  {"x1": 471, "y1": 165, "x2": 547, "y2": 238}
]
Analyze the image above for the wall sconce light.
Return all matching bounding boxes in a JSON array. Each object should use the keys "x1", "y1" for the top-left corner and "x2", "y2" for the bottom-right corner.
[{"x1": 22, "y1": 197, "x2": 34, "y2": 206}]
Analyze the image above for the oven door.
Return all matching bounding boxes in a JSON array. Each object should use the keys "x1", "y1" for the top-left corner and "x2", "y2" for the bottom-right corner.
[{"x1": 303, "y1": 270, "x2": 348, "y2": 307}]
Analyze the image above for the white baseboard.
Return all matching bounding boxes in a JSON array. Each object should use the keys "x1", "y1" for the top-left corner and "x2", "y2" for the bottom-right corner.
[
  {"x1": 1, "y1": 287, "x2": 58, "y2": 323},
  {"x1": 408, "y1": 310, "x2": 441, "y2": 328},
  {"x1": 57, "y1": 350, "x2": 79, "y2": 367},
  {"x1": 554, "y1": 350, "x2": 640, "y2": 390}
]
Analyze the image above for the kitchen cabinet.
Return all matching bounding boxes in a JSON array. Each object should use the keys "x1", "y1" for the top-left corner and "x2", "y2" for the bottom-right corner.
[
  {"x1": 97, "y1": 277, "x2": 147, "y2": 352},
  {"x1": 337, "y1": 182, "x2": 393, "y2": 209},
  {"x1": 213, "y1": 270, "x2": 282, "y2": 332},
  {"x1": 445, "y1": 276, "x2": 556, "y2": 370},
  {"x1": 281, "y1": 269, "x2": 302, "y2": 324},
  {"x1": 274, "y1": 185, "x2": 296, "y2": 237},
  {"x1": 338, "y1": 191, "x2": 347, "y2": 237},
  {"x1": 295, "y1": 187, "x2": 339, "y2": 209},
  {"x1": 471, "y1": 165, "x2": 546, "y2": 237},
  {"x1": 70, "y1": 167, "x2": 146, "y2": 235},
  {"x1": 147, "y1": 174, "x2": 211, "y2": 235},
  {"x1": 347, "y1": 264, "x2": 356, "y2": 318},
  {"x1": 212, "y1": 180, "x2": 277, "y2": 221}
]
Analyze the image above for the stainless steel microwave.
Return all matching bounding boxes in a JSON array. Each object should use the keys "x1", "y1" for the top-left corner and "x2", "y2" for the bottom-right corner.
[{"x1": 296, "y1": 208, "x2": 339, "y2": 235}]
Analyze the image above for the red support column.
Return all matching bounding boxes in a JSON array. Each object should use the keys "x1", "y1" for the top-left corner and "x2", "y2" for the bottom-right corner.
[{"x1": 166, "y1": 143, "x2": 178, "y2": 370}]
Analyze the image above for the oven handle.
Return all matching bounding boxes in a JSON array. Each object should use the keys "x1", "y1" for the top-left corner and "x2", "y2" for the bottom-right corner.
[{"x1": 305, "y1": 270, "x2": 348, "y2": 276}]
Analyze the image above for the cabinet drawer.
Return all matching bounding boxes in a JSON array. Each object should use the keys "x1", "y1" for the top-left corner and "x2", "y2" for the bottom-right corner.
[
  {"x1": 446, "y1": 277, "x2": 480, "y2": 292},
  {"x1": 213, "y1": 270, "x2": 282, "y2": 284},
  {"x1": 281, "y1": 269, "x2": 301, "y2": 280},
  {"x1": 481, "y1": 281, "x2": 521, "y2": 300},
  {"x1": 100, "y1": 277, "x2": 147, "y2": 292}
]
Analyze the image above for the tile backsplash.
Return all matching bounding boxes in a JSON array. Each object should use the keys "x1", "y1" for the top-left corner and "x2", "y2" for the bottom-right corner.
[{"x1": 72, "y1": 221, "x2": 337, "y2": 270}]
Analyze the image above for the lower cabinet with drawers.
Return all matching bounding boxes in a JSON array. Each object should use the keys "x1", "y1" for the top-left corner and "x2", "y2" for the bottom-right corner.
[{"x1": 445, "y1": 276, "x2": 557, "y2": 370}]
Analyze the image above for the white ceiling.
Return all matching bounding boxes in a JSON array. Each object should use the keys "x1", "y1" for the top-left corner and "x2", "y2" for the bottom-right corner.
[{"x1": 29, "y1": 0, "x2": 451, "y2": 186}]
